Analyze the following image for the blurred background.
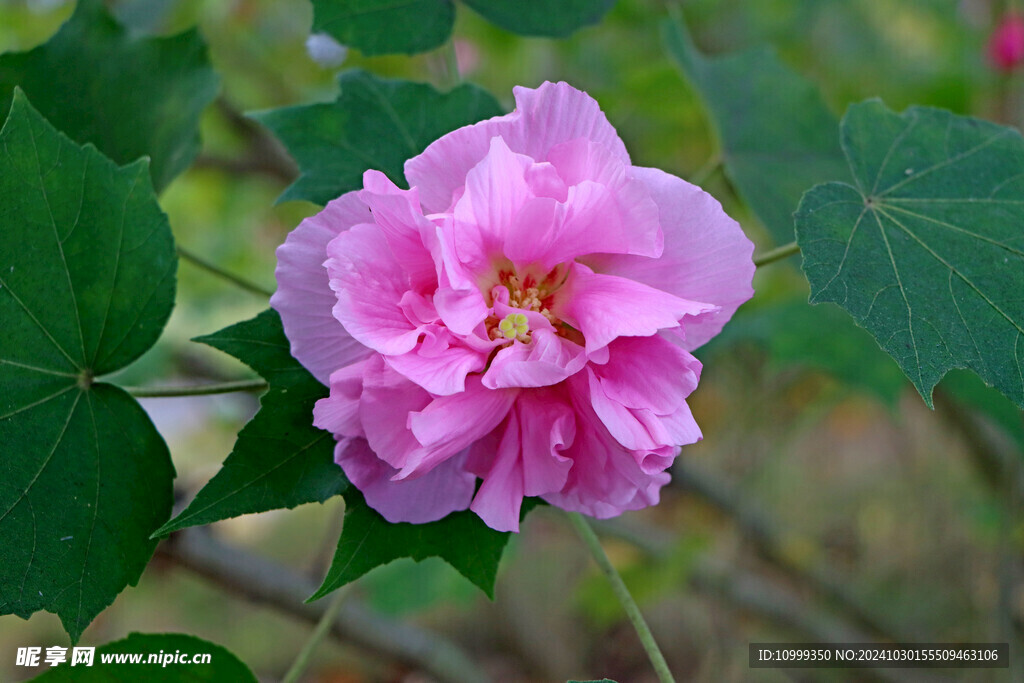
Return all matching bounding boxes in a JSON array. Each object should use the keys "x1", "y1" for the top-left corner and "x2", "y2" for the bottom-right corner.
[{"x1": 1, "y1": 0, "x2": 1021, "y2": 680}]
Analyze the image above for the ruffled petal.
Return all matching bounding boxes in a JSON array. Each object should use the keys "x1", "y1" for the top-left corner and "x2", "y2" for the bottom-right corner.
[
  {"x1": 551, "y1": 262, "x2": 718, "y2": 353},
  {"x1": 405, "y1": 81, "x2": 629, "y2": 214},
  {"x1": 482, "y1": 328, "x2": 586, "y2": 389},
  {"x1": 336, "y1": 439, "x2": 475, "y2": 524},
  {"x1": 384, "y1": 329, "x2": 487, "y2": 396},
  {"x1": 357, "y1": 356, "x2": 432, "y2": 470},
  {"x1": 401, "y1": 376, "x2": 518, "y2": 479},
  {"x1": 324, "y1": 223, "x2": 421, "y2": 355},
  {"x1": 312, "y1": 359, "x2": 370, "y2": 437},
  {"x1": 271, "y1": 191, "x2": 374, "y2": 384},
  {"x1": 470, "y1": 390, "x2": 575, "y2": 532},
  {"x1": 358, "y1": 170, "x2": 437, "y2": 291},
  {"x1": 584, "y1": 167, "x2": 755, "y2": 350}
]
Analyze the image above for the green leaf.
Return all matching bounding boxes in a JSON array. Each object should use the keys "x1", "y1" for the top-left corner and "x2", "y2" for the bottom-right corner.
[
  {"x1": 154, "y1": 310, "x2": 347, "y2": 536},
  {"x1": 711, "y1": 298, "x2": 908, "y2": 406},
  {"x1": 462, "y1": 0, "x2": 615, "y2": 37},
  {"x1": 663, "y1": 18, "x2": 849, "y2": 245},
  {"x1": 253, "y1": 70, "x2": 503, "y2": 205},
  {"x1": 311, "y1": 0, "x2": 454, "y2": 56},
  {"x1": 311, "y1": 489, "x2": 518, "y2": 601},
  {"x1": 30, "y1": 632, "x2": 257, "y2": 682},
  {"x1": 0, "y1": 0, "x2": 219, "y2": 192},
  {"x1": 795, "y1": 100, "x2": 1024, "y2": 409},
  {"x1": 0, "y1": 91, "x2": 176, "y2": 642}
]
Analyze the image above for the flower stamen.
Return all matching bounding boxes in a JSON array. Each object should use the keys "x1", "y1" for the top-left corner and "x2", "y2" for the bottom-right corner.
[{"x1": 497, "y1": 312, "x2": 530, "y2": 342}]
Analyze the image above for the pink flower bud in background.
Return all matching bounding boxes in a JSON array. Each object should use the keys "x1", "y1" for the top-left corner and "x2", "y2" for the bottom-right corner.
[{"x1": 988, "y1": 12, "x2": 1024, "y2": 71}]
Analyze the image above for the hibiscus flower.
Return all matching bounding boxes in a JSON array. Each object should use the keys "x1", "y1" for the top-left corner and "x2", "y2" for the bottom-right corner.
[{"x1": 272, "y1": 81, "x2": 754, "y2": 532}]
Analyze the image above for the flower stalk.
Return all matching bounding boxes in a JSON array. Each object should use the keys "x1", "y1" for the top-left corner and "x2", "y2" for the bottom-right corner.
[
  {"x1": 177, "y1": 245, "x2": 274, "y2": 298},
  {"x1": 753, "y1": 240, "x2": 799, "y2": 268},
  {"x1": 124, "y1": 378, "x2": 268, "y2": 398},
  {"x1": 281, "y1": 585, "x2": 352, "y2": 683},
  {"x1": 566, "y1": 511, "x2": 676, "y2": 683}
]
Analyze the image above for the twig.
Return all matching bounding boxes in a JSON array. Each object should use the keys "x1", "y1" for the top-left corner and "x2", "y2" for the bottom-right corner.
[
  {"x1": 125, "y1": 378, "x2": 268, "y2": 398},
  {"x1": 177, "y1": 245, "x2": 274, "y2": 298},
  {"x1": 157, "y1": 528, "x2": 488, "y2": 683},
  {"x1": 753, "y1": 241, "x2": 800, "y2": 268},
  {"x1": 214, "y1": 97, "x2": 299, "y2": 184},
  {"x1": 566, "y1": 511, "x2": 676, "y2": 683},
  {"x1": 282, "y1": 585, "x2": 352, "y2": 683}
]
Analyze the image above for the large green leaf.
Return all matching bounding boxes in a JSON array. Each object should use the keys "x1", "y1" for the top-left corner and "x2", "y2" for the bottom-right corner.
[
  {"x1": 253, "y1": 70, "x2": 503, "y2": 205},
  {"x1": 796, "y1": 100, "x2": 1024, "y2": 409},
  {"x1": 154, "y1": 310, "x2": 347, "y2": 536},
  {"x1": 462, "y1": 0, "x2": 615, "y2": 37},
  {"x1": 663, "y1": 18, "x2": 849, "y2": 245},
  {"x1": 0, "y1": 0, "x2": 218, "y2": 192},
  {"x1": 311, "y1": 489, "x2": 518, "y2": 601},
  {"x1": 31, "y1": 632, "x2": 257, "y2": 682},
  {"x1": 0, "y1": 91, "x2": 176, "y2": 641},
  {"x1": 311, "y1": 0, "x2": 455, "y2": 56}
]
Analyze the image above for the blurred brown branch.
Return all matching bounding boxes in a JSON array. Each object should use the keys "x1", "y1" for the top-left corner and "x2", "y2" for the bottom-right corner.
[
  {"x1": 157, "y1": 528, "x2": 488, "y2": 683},
  {"x1": 192, "y1": 97, "x2": 298, "y2": 185}
]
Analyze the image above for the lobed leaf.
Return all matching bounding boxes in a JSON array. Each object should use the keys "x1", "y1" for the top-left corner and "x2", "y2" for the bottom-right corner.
[
  {"x1": 253, "y1": 70, "x2": 502, "y2": 205},
  {"x1": 0, "y1": 91, "x2": 176, "y2": 642},
  {"x1": 663, "y1": 18, "x2": 849, "y2": 245},
  {"x1": 0, "y1": 0, "x2": 218, "y2": 193},
  {"x1": 154, "y1": 310, "x2": 347, "y2": 536},
  {"x1": 311, "y1": 489, "x2": 520, "y2": 601},
  {"x1": 796, "y1": 100, "x2": 1024, "y2": 409}
]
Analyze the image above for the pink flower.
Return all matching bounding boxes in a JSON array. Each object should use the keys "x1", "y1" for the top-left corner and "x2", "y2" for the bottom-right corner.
[
  {"x1": 272, "y1": 82, "x2": 754, "y2": 532},
  {"x1": 988, "y1": 13, "x2": 1024, "y2": 71}
]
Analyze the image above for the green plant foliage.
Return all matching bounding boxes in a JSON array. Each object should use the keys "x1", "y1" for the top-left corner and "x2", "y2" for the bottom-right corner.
[
  {"x1": 796, "y1": 100, "x2": 1024, "y2": 410},
  {"x1": 30, "y1": 632, "x2": 257, "y2": 681},
  {"x1": 462, "y1": 0, "x2": 616, "y2": 37},
  {"x1": 0, "y1": 0, "x2": 218, "y2": 193},
  {"x1": 310, "y1": 489, "x2": 515, "y2": 601},
  {"x1": 0, "y1": 91, "x2": 176, "y2": 642},
  {"x1": 713, "y1": 298, "x2": 908, "y2": 406},
  {"x1": 311, "y1": 0, "x2": 455, "y2": 56},
  {"x1": 154, "y1": 310, "x2": 347, "y2": 536},
  {"x1": 663, "y1": 18, "x2": 849, "y2": 245},
  {"x1": 253, "y1": 69, "x2": 503, "y2": 205}
]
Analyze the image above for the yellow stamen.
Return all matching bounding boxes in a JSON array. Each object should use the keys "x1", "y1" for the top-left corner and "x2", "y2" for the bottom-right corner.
[{"x1": 497, "y1": 312, "x2": 530, "y2": 341}]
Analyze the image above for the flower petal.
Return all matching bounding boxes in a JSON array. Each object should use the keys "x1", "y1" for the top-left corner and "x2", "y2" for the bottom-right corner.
[
  {"x1": 405, "y1": 81, "x2": 629, "y2": 213},
  {"x1": 551, "y1": 262, "x2": 717, "y2": 353},
  {"x1": 325, "y1": 223, "x2": 421, "y2": 356},
  {"x1": 312, "y1": 359, "x2": 370, "y2": 437},
  {"x1": 336, "y1": 439, "x2": 475, "y2": 524},
  {"x1": 482, "y1": 328, "x2": 586, "y2": 389},
  {"x1": 271, "y1": 192, "x2": 374, "y2": 384},
  {"x1": 357, "y1": 356, "x2": 432, "y2": 470},
  {"x1": 401, "y1": 376, "x2": 517, "y2": 479},
  {"x1": 358, "y1": 170, "x2": 437, "y2": 290},
  {"x1": 584, "y1": 167, "x2": 755, "y2": 350},
  {"x1": 385, "y1": 328, "x2": 486, "y2": 396},
  {"x1": 470, "y1": 391, "x2": 574, "y2": 531}
]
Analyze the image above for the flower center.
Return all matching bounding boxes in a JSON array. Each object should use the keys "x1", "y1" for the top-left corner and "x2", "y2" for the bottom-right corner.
[{"x1": 497, "y1": 312, "x2": 530, "y2": 341}]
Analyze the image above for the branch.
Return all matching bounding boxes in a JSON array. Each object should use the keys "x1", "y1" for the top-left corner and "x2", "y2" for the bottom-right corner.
[
  {"x1": 157, "y1": 528, "x2": 488, "y2": 683},
  {"x1": 125, "y1": 378, "x2": 267, "y2": 398}
]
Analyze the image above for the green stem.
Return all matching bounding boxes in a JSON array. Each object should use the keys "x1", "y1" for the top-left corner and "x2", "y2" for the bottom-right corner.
[
  {"x1": 566, "y1": 511, "x2": 676, "y2": 683},
  {"x1": 177, "y1": 245, "x2": 273, "y2": 298},
  {"x1": 281, "y1": 586, "x2": 352, "y2": 683},
  {"x1": 443, "y1": 40, "x2": 461, "y2": 87},
  {"x1": 753, "y1": 241, "x2": 799, "y2": 268},
  {"x1": 125, "y1": 378, "x2": 268, "y2": 398}
]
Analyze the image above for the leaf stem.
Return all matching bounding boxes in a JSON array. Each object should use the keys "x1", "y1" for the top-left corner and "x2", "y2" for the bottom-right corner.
[
  {"x1": 282, "y1": 585, "x2": 352, "y2": 683},
  {"x1": 753, "y1": 241, "x2": 800, "y2": 268},
  {"x1": 443, "y1": 40, "x2": 461, "y2": 88},
  {"x1": 177, "y1": 245, "x2": 274, "y2": 298},
  {"x1": 124, "y1": 378, "x2": 268, "y2": 398},
  {"x1": 566, "y1": 511, "x2": 676, "y2": 683}
]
